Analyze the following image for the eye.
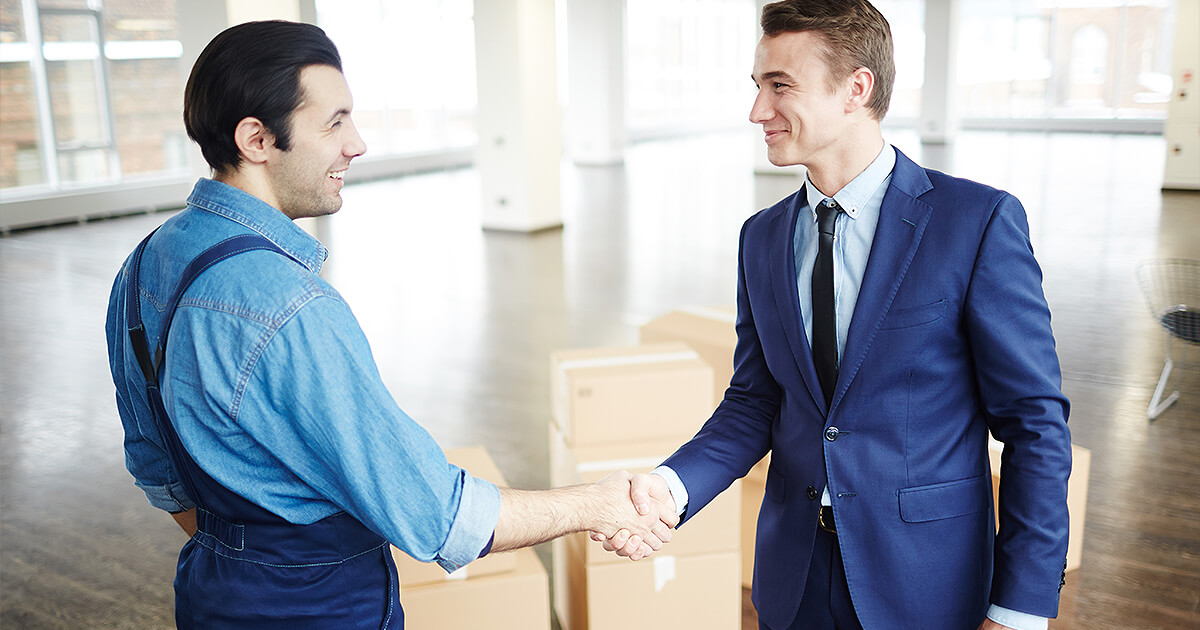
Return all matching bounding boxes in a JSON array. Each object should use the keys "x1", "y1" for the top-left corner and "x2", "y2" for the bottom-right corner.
[{"x1": 774, "y1": 82, "x2": 787, "y2": 90}]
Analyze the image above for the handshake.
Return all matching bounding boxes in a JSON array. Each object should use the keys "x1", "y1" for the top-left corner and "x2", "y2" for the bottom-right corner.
[
  {"x1": 586, "y1": 471, "x2": 679, "y2": 561},
  {"x1": 490, "y1": 468, "x2": 680, "y2": 559}
]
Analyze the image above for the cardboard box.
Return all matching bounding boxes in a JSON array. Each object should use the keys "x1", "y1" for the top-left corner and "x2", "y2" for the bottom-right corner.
[
  {"x1": 988, "y1": 439, "x2": 1090, "y2": 571},
  {"x1": 550, "y1": 343, "x2": 714, "y2": 447},
  {"x1": 557, "y1": 535, "x2": 740, "y2": 630},
  {"x1": 391, "y1": 447, "x2": 517, "y2": 587},
  {"x1": 639, "y1": 306, "x2": 737, "y2": 408},
  {"x1": 402, "y1": 547, "x2": 549, "y2": 630},
  {"x1": 549, "y1": 423, "x2": 742, "y2": 562}
]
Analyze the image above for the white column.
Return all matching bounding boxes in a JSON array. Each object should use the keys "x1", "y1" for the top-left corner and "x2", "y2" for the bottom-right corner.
[
  {"x1": 1162, "y1": 0, "x2": 1200, "y2": 190},
  {"x1": 565, "y1": 0, "x2": 626, "y2": 165},
  {"x1": 474, "y1": 0, "x2": 564, "y2": 232},
  {"x1": 919, "y1": 0, "x2": 959, "y2": 145}
]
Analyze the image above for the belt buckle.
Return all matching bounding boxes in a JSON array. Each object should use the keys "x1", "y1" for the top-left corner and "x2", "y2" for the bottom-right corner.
[{"x1": 818, "y1": 506, "x2": 837, "y2": 533}]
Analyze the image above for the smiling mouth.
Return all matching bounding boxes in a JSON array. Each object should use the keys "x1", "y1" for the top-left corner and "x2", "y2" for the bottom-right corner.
[{"x1": 328, "y1": 169, "x2": 346, "y2": 180}]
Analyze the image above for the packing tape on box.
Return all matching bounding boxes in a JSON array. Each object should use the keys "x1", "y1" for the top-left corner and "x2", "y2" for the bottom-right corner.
[
  {"x1": 556, "y1": 350, "x2": 702, "y2": 436},
  {"x1": 677, "y1": 306, "x2": 737, "y2": 324},
  {"x1": 653, "y1": 555, "x2": 676, "y2": 592}
]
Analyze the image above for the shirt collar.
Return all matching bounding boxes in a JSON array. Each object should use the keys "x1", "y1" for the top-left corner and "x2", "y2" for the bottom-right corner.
[
  {"x1": 186, "y1": 178, "x2": 329, "y2": 273},
  {"x1": 804, "y1": 143, "x2": 897, "y2": 221}
]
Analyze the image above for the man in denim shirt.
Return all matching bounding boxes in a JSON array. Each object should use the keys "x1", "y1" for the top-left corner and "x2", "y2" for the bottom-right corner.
[{"x1": 106, "y1": 21, "x2": 674, "y2": 628}]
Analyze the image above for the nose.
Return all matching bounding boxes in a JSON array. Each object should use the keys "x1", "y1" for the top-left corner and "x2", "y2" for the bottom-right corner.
[
  {"x1": 749, "y1": 89, "x2": 773, "y2": 125},
  {"x1": 345, "y1": 118, "x2": 367, "y2": 158}
]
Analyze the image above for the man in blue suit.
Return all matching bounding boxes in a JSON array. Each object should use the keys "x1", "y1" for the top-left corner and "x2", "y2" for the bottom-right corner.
[{"x1": 599, "y1": 1, "x2": 1071, "y2": 628}]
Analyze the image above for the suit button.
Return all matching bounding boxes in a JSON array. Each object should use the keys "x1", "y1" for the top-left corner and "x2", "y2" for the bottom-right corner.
[
  {"x1": 824, "y1": 426, "x2": 840, "y2": 441},
  {"x1": 807, "y1": 485, "x2": 818, "y2": 500}
]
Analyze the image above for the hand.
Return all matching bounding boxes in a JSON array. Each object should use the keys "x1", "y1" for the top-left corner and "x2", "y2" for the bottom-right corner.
[
  {"x1": 589, "y1": 471, "x2": 677, "y2": 560},
  {"x1": 977, "y1": 619, "x2": 1015, "y2": 630},
  {"x1": 589, "y1": 472, "x2": 678, "y2": 560}
]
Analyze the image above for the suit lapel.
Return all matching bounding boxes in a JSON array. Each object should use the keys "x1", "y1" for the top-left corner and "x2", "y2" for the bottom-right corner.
[
  {"x1": 832, "y1": 150, "x2": 934, "y2": 411},
  {"x1": 767, "y1": 190, "x2": 827, "y2": 413}
]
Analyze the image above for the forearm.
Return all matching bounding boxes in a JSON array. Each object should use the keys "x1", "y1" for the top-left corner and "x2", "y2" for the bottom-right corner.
[
  {"x1": 171, "y1": 508, "x2": 197, "y2": 537},
  {"x1": 491, "y1": 472, "x2": 677, "y2": 555},
  {"x1": 490, "y1": 485, "x2": 599, "y2": 553}
]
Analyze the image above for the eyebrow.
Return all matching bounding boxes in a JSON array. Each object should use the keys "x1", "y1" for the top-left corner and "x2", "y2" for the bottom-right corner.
[
  {"x1": 325, "y1": 108, "x2": 351, "y2": 124},
  {"x1": 753, "y1": 70, "x2": 795, "y2": 83}
]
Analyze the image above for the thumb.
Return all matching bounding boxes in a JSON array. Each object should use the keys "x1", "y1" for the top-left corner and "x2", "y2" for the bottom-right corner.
[{"x1": 630, "y1": 474, "x2": 654, "y2": 515}]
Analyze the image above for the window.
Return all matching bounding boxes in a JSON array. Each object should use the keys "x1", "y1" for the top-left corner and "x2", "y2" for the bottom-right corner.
[
  {"x1": 957, "y1": 0, "x2": 1175, "y2": 121},
  {"x1": 625, "y1": 0, "x2": 757, "y2": 136},
  {"x1": 0, "y1": 0, "x2": 186, "y2": 194}
]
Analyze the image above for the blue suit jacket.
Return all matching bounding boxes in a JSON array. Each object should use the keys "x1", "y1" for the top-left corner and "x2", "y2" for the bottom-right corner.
[{"x1": 663, "y1": 149, "x2": 1071, "y2": 629}]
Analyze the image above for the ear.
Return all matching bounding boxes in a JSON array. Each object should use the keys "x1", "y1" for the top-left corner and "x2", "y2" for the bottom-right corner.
[
  {"x1": 845, "y1": 66, "x2": 875, "y2": 114},
  {"x1": 232, "y1": 117, "x2": 274, "y2": 166}
]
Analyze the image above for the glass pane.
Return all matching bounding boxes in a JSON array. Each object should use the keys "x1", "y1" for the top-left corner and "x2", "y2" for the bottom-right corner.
[
  {"x1": 104, "y1": 0, "x2": 179, "y2": 41},
  {"x1": 626, "y1": 0, "x2": 757, "y2": 133},
  {"x1": 0, "y1": 61, "x2": 46, "y2": 188},
  {"x1": 45, "y1": 58, "x2": 106, "y2": 146},
  {"x1": 1, "y1": 0, "x2": 27, "y2": 41},
  {"x1": 1116, "y1": 5, "x2": 1173, "y2": 116},
  {"x1": 41, "y1": 13, "x2": 108, "y2": 148},
  {"x1": 959, "y1": 0, "x2": 1172, "y2": 122},
  {"x1": 104, "y1": 0, "x2": 186, "y2": 177},
  {"x1": 56, "y1": 147, "x2": 107, "y2": 185}
]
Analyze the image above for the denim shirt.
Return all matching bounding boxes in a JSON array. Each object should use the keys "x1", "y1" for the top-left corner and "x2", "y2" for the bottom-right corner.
[{"x1": 105, "y1": 178, "x2": 500, "y2": 573}]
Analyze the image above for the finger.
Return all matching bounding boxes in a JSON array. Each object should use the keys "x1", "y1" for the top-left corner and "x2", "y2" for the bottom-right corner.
[
  {"x1": 651, "y1": 522, "x2": 673, "y2": 544},
  {"x1": 589, "y1": 531, "x2": 605, "y2": 543},
  {"x1": 642, "y1": 532, "x2": 663, "y2": 552},
  {"x1": 609, "y1": 528, "x2": 630, "y2": 550}
]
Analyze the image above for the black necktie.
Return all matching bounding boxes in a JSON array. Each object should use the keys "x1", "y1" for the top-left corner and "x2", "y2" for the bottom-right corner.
[{"x1": 812, "y1": 200, "x2": 840, "y2": 408}]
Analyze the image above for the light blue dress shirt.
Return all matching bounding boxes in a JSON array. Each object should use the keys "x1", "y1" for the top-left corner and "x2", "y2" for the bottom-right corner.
[
  {"x1": 106, "y1": 178, "x2": 500, "y2": 573},
  {"x1": 656, "y1": 145, "x2": 1046, "y2": 630}
]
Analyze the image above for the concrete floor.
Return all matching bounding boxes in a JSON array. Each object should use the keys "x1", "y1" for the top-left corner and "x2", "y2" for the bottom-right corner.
[{"x1": 1, "y1": 129, "x2": 1198, "y2": 628}]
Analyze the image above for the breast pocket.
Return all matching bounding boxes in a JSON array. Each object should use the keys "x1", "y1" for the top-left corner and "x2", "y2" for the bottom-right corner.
[{"x1": 880, "y1": 299, "x2": 948, "y2": 330}]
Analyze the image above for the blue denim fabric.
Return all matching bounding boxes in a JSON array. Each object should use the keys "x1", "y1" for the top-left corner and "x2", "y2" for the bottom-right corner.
[{"x1": 106, "y1": 178, "x2": 500, "y2": 572}]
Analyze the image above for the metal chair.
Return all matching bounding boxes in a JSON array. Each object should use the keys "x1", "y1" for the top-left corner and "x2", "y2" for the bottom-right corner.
[{"x1": 1136, "y1": 259, "x2": 1200, "y2": 420}]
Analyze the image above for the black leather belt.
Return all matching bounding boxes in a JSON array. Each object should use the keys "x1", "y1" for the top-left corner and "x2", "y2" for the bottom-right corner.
[{"x1": 818, "y1": 505, "x2": 837, "y2": 533}]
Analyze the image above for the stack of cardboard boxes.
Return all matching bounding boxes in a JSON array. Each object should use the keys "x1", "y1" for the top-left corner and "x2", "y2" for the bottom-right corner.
[
  {"x1": 549, "y1": 342, "x2": 742, "y2": 630},
  {"x1": 395, "y1": 447, "x2": 550, "y2": 630}
]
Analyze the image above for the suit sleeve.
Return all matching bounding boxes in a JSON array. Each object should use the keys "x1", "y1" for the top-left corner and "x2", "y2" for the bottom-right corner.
[
  {"x1": 963, "y1": 192, "x2": 1071, "y2": 617},
  {"x1": 662, "y1": 218, "x2": 781, "y2": 522}
]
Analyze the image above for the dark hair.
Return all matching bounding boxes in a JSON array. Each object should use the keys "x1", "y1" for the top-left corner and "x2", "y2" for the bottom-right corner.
[
  {"x1": 760, "y1": 0, "x2": 894, "y2": 120},
  {"x1": 183, "y1": 20, "x2": 342, "y2": 174}
]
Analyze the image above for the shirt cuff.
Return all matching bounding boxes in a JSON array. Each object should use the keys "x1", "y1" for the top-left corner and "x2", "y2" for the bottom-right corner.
[
  {"x1": 136, "y1": 480, "x2": 196, "y2": 513},
  {"x1": 987, "y1": 604, "x2": 1048, "y2": 630},
  {"x1": 650, "y1": 466, "x2": 688, "y2": 516},
  {"x1": 435, "y1": 470, "x2": 502, "y2": 573}
]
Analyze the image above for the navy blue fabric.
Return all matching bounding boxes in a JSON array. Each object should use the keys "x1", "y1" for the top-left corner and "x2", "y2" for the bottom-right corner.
[{"x1": 126, "y1": 231, "x2": 403, "y2": 629}]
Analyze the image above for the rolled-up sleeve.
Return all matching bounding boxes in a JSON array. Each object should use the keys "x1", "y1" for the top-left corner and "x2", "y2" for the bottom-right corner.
[{"x1": 436, "y1": 469, "x2": 502, "y2": 572}]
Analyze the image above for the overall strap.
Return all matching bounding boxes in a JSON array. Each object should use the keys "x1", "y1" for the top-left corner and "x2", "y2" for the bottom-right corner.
[
  {"x1": 124, "y1": 230, "x2": 300, "y2": 513},
  {"x1": 126, "y1": 231, "x2": 299, "y2": 385}
]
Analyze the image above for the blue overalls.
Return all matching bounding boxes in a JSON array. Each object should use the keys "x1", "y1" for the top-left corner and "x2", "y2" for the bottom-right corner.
[{"x1": 125, "y1": 231, "x2": 403, "y2": 629}]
